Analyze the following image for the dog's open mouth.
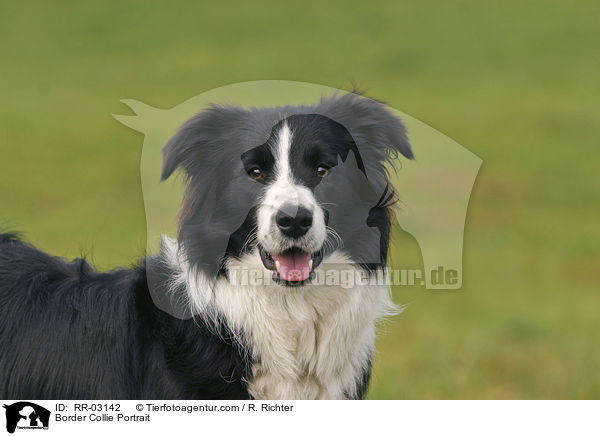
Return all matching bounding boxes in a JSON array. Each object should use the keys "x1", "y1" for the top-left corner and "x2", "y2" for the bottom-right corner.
[{"x1": 259, "y1": 246, "x2": 324, "y2": 287}]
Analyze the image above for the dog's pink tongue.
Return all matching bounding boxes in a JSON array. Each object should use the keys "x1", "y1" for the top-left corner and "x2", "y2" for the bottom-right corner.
[{"x1": 273, "y1": 251, "x2": 311, "y2": 282}]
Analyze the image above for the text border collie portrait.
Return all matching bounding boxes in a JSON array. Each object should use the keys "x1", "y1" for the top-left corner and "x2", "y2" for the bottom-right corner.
[{"x1": 0, "y1": 91, "x2": 416, "y2": 400}]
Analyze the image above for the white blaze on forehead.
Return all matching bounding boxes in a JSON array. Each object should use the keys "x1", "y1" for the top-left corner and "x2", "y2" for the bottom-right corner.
[
  {"x1": 266, "y1": 121, "x2": 303, "y2": 215},
  {"x1": 257, "y1": 120, "x2": 326, "y2": 254},
  {"x1": 274, "y1": 122, "x2": 293, "y2": 183}
]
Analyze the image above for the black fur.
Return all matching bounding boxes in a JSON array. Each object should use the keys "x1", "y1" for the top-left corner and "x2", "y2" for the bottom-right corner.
[{"x1": 0, "y1": 234, "x2": 250, "y2": 399}]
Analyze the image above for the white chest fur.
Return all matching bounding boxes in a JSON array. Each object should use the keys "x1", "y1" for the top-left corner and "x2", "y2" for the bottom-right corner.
[{"x1": 164, "y1": 240, "x2": 396, "y2": 400}]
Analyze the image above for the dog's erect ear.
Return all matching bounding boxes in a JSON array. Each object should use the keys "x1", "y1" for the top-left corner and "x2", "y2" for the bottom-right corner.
[
  {"x1": 161, "y1": 105, "x2": 249, "y2": 181},
  {"x1": 316, "y1": 92, "x2": 414, "y2": 163}
]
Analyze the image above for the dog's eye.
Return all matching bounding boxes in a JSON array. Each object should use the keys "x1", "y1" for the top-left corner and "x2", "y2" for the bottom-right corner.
[
  {"x1": 316, "y1": 166, "x2": 329, "y2": 178},
  {"x1": 248, "y1": 167, "x2": 263, "y2": 180}
]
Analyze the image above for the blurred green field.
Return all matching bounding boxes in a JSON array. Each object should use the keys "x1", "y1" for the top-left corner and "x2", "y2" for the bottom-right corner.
[{"x1": 1, "y1": 1, "x2": 598, "y2": 398}]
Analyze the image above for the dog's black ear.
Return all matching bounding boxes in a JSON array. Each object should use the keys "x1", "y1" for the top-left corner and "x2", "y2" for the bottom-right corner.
[
  {"x1": 161, "y1": 105, "x2": 248, "y2": 181},
  {"x1": 317, "y1": 92, "x2": 414, "y2": 163}
]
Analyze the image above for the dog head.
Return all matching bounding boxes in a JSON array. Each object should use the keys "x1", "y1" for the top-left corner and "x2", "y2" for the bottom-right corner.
[{"x1": 161, "y1": 93, "x2": 413, "y2": 288}]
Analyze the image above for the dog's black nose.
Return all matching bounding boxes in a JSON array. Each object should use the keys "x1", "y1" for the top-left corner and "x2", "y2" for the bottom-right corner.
[{"x1": 276, "y1": 207, "x2": 313, "y2": 238}]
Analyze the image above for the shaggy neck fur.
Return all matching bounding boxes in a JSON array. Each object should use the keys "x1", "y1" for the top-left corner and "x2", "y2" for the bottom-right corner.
[{"x1": 163, "y1": 237, "x2": 397, "y2": 400}]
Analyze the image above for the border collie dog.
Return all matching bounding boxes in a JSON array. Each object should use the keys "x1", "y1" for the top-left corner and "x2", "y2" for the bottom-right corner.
[{"x1": 0, "y1": 93, "x2": 413, "y2": 400}]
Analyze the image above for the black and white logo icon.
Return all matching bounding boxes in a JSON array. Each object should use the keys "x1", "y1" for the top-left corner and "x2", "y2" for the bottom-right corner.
[{"x1": 3, "y1": 402, "x2": 50, "y2": 433}]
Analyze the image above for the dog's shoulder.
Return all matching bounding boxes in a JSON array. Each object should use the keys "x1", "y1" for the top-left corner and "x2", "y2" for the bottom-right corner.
[
  {"x1": 0, "y1": 232, "x2": 146, "y2": 306},
  {"x1": 0, "y1": 233, "x2": 251, "y2": 399}
]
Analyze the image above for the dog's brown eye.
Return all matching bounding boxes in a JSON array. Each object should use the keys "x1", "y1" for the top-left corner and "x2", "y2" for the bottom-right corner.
[
  {"x1": 249, "y1": 168, "x2": 263, "y2": 180},
  {"x1": 316, "y1": 166, "x2": 329, "y2": 178}
]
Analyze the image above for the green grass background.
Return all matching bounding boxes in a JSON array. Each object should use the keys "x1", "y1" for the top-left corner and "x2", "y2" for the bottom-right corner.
[{"x1": 1, "y1": 1, "x2": 598, "y2": 398}]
